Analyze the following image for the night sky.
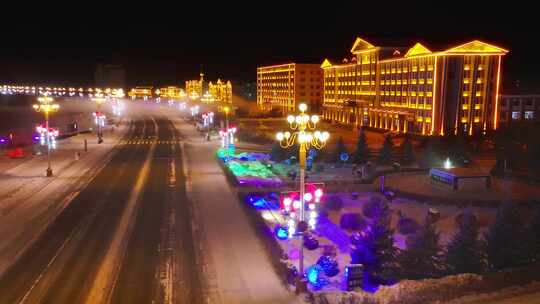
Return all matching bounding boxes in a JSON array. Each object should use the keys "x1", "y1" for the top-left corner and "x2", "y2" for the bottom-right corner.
[{"x1": 0, "y1": 2, "x2": 538, "y2": 92}]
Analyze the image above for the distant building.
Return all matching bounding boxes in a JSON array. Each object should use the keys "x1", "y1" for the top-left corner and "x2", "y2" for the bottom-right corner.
[
  {"x1": 185, "y1": 73, "x2": 204, "y2": 100},
  {"x1": 208, "y1": 79, "x2": 232, "y2": 104},
  {"x1": 128, "y1": 86, "x2": 153, "y2": 100},
  {"x1": 157, "y1": 86, "x2": 185, "y2": 99},
  {"x1": 499, "y1": 94, "x2": 540, "y2": 124},
  {"x1": 321, "y1": 37, "x2": 508, "y2": 136},
  {"x1": 95, "y1": 64, "x2": 126, "y2": 89},
  {"x1": 257, "y1": 63, "x2": 323, "y2": 115}
]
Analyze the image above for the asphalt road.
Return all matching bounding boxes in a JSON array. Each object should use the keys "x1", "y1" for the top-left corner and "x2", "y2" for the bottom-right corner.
[{"x1": 0, "y1": 115, "x2": 202, "y2": 304}]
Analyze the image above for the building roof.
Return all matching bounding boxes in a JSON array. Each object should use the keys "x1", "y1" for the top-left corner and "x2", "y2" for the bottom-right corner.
[
  {"x1": 443, "y1": 40, "x2": 509, "y2": 55},
  {"x1": 404, "y1": 43, "x2": 432, "y2": 57},
  {"x1": 350, "y1": 37, "x2": 378, "y2": 54}
]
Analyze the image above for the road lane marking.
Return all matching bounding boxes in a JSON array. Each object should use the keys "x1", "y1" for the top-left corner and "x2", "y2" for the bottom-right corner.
[{"x1": 85, "y1": 117, "x2": 158, "y2": 304}]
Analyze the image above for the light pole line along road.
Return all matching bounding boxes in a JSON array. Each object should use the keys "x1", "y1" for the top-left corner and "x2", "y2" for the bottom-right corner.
[{"x1": 0, "y1": 117, "x2": 152, "y2": 304}]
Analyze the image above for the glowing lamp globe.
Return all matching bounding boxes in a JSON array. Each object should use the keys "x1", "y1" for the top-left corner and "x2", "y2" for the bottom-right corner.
[
  {"x1": 314, "y1": 188, "x2": 323, "y2": 198},
  {"x1": 299, "y1": 103, "x2": 307, "y2": 112},
  {"x1": 321, "y1": 132, "x2": 330, "y2": 141},
  {"x1": 287, "y1": 115, "x2": 295, "y2": 124},
  {"x1": 293, "y1": 200, "x2": 301, "y2": 210},
  {"x1": 311, "y1": 115, "x2": 319, "y2": 124},
  {"x1": 304, "y1": 192, "x2": 313, "y2": 202},
  {"x1": 276, "y1": 132, "x2": 284, "y2": 141},
  {"x1": 283, "y1": 197, "x2": 292, "y2": 207}
]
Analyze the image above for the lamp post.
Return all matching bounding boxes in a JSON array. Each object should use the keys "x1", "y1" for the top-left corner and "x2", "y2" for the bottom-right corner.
[
  {"x1": 224, "y1": 106, "x2": 230, "y2": 156},
  {"x1": 33, "y1": 96, "x2": 60, "y2": 177},
  {"x1": 92, "y1": 96, "x2": 106, "y2": 143},
  {"x1": 276, "y1": 103, "x2": 329, "y2": 292}
]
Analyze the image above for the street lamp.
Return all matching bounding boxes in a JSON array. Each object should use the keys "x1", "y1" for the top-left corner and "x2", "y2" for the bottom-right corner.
[
  {"x1": 92, "y1": 96, "x2": 106, "y2": 143},
  {"x1": 275, "y1": 103, "x2": 329, "y2": 292},
  {"x1": 33, "y1": 96, "x2": 60, "y2": 177}
]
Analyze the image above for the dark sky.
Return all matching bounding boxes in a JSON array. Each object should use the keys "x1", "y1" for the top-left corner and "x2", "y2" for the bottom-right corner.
[{"x1": 0, "y1": 2, "x2": 538, "y2": 92}]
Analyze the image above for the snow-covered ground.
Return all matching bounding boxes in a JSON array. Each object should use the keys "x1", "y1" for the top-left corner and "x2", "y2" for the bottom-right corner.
[
  {"x1": 251, "y1": 190, "x2": 498, "y2": 293},
  {"x1": 168, "y1": 113, "x2": 299, "y2": 304},
  {"x1": 0, "y1": 117, "x2": 127, "y2": 277}
]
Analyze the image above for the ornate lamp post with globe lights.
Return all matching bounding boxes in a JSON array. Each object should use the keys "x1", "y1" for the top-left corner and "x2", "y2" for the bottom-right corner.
[
  {"x1": 275, "y1": 103, "x2": 329, "y2": 292},
  {"x1": 92, "y1": 96, "x2": 106, "y2": 143},
  {"x1": 33, "y1": 96, "x2": 60, "y2": 177}
]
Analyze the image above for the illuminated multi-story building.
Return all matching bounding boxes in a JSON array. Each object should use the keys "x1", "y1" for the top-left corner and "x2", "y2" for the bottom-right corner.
[
  {"x1": 128, "y1": 86, "x2": 153, "y2": 100},
  {"x1": 156, "y1": 86, "x2": 185, "y2": 99},
  {"x1": 257, "y1": 63, "x2": 323, "y2": 114},
  {"x1": 208, "y1": 79, "x2": 232, "y2": 104},
  {"x1": 322, "y1": 37, "x2": 508, "y2": 136},
  {"x1": 186, "y1": 73, "x2": 204, "y2": 100},
  {"x1": 499, "y1": 94, "x2": 540, "y2": 124}
]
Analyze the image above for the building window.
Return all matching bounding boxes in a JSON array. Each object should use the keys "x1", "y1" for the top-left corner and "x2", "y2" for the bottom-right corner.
[
  {"x1": 526, "y1": 99, "x2": 533, "y2": 106},
  {"x1": 513, "y1": 99, "x2": 520, "y2": 106},
  {"x1": 525, "y1": 111, "x2": 534, "y2": 120},
  {"x1": 512, "y1": 111, "x2": 521, "y2": 120}
]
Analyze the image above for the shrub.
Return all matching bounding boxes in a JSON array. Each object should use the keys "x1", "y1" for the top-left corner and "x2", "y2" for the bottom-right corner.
[
  {"x1": 317, "y1": 255, "x2": 340, "y2": 277},
  {"x1": 362, "y1": 195, "x2": 390, "y2": 219},
  {"x1": 350, "y1": 231, "x2": 362, "y2": 246},
  {"x1": 340, "y1": 213, "x2": 366, "y2": 231},
  {"x1": 397, "y1": 217, "x2": 420, "y2": 235},
  {"x1": 304, "y1": 234, "x2": 320, "y2": 251}
]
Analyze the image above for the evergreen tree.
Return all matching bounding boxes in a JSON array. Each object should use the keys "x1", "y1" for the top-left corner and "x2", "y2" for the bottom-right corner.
[
  {"x1": 445, "y1": 211, "x2": 486, "y2": 274},
  {"x1": 420, "y1": 137, "x2": 443, "y2": 168},
  {"x1": 353, "y1": 127, "x2": 370, "y2": 164},
  {"x1": 449, "y1": 135, "x2": 471, "y2": 165},
  {"x1": 378, "y1": 134, "x2": 394, "y2": 165},
  {"x1": 270, "y1": 142, "x2": 287, "y2": 161},
  {"x1": 486, "y1": 202, "x2": 527, "y2": 270},
  {"x1": 399, "y1": 216, "x2": 443, "y2": 279},
  {"x1": 332, "y1": 136, "x2": 348, "y2": 163},
  {"x1": 401, "y1": 135, "x2": 414, "y2": 165},
  {"x1": 525, "y1": 208, "x2": 540, "y2": 263},
  {"x1": 351, "y1": 197, "x2": 399, "y2": 284}
]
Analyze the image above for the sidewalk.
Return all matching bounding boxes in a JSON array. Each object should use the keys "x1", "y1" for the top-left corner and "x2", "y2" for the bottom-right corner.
[
  {"x1": 169, "y1": 114, "x2": 298, "y2": 304},
  {"x1": 0, "y1": 122, "x2": 129, "y2": 276}
]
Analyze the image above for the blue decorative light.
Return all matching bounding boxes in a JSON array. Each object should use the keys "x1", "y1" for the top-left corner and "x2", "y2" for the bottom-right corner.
[
  {"x1": 340, "y1": 152, "x2": 349, "y2": 162},
  {"x1": 306, "y1": 265, "x2": 321, "y2": 285},
  {"x1": 275, "y1": 225, "x2": 289, "y2": 240}
]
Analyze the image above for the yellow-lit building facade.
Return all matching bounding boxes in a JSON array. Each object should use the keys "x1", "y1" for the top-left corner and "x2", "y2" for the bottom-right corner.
[
  {"x1": 185, "y1": 73, "x2": 204, "y2": 100},
  {"x1": 157, "y1": 86, "x2": 185, "y2": 99},
  {"x1": 322, "y1": 38, "x2": 508, "y2": 136},
  {"x1": 128, "y1": 86, "x2": 153, "y2": 99},
  {"x1": 257, "y1": 63, "x2": 323, "y2": 114},
  {"x1": 208, "y1": 79, "x2": 232, "y2": 104}
]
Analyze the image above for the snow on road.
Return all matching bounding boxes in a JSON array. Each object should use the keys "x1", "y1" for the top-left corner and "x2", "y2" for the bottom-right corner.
[
  {"x1": 173, "y1": 116, "x2": 298, "y2": 304},
  {"x1": 0, "y1": 123, "x2": 128, "y2": 277}
]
